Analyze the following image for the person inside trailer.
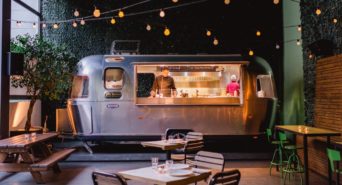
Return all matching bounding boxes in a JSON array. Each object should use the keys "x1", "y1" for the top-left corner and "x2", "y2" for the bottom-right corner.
[
  {"x1": 226, "y1": 74, "x2": 240, "y2": 97},
  {"x1": 150, "y1": 66, "x2": 177, "y2": 97}
]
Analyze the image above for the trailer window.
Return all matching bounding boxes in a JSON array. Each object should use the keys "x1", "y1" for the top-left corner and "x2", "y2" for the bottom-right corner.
[
  {"x1": 256, "y1": 74, "x2": 276, "y2": 98},
  {"x1": 70, "y1": 76, "x2": 89, "y2": 98},
  {"x1": 105, "y1": 68, "x2": 124, "y2": 90}
]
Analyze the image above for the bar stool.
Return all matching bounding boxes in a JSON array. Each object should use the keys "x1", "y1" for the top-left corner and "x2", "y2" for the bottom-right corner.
[
  {"x1": 279, "y1": 132, "x2": 304, "y2": 185},
  {"x1": 327, "y1": 148, "x2": 342, "y2": 185},
  {"x1": 267, "y1": 128, "x2": 288, "y2": 176}
]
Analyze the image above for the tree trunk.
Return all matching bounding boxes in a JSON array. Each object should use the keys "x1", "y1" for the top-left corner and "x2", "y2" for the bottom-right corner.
[{"x1": 25, "y1": 97, "x2": 37, "y2": 132}]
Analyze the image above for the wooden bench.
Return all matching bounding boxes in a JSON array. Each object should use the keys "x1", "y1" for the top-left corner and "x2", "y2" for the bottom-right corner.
[{"x1": 30, "y1": 148, "x2": 75, "y2": 171}]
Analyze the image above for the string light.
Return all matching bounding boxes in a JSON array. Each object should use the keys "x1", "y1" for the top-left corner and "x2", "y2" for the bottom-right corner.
[
  {"x1": 273, "y1": 0, "x2": 280, "y2": 5},
  {"x1": 93, "y1": 7, "x2": 101, "y2": 17},
  {"x1": 53, "y1": 23, "x2": 59, "y2": 29},
  {"x1": 256, "y1": 30, "x2": 261, "y2": 37},
  {"x1": 42, "y1": 23, "x2": 47, "y2": 28},
  {"x1": 159, "y1": 9, "x2": 166, "y2": 18},
  {"x1": 146, "y1": 24, "x2": 152, "y2": 31},
  {"x1": 333, "y1": 18, "x2": 338, "y2": 24},
  {"x1": 110, "y1": 18, "x2": 116, "y2": 25},
  {"x1": 315, "y1": 8, "x2": 321, "y2": 15},
  {"x1": 309, "y1": 54, "x2": 313, "y2": 59},
  {"x1": 206, "y1": 30, "x2": 212, "y2": 37},
  {"x1": 80, "y1": 19, "x2": 86, "y2": 25},
  {"x1": 32, "y1": 23, "x2": 37, "y2": 29},
  {"x1": 118, "y1": 10, "x2": 125, "y2": 18},
  {"x1": 297, "y1": 25, "x2": 302, "y2": 32},
  {"x1": 172, "y1": 0, "x2": 179, "y2": 3},
  {"x1": 213, "y1": 38, "x2": 219, "y2": 45},
  {"x1": 16, "y1": 21, "x2": 22, "y2": 27},
  {"x1": 249, "y1": 49, "x2": 254, "y2": 56},
  {"x1": 164, "y1": 27, "x2": 171, "y2": 36},
  {"x1": 275, "y1": 44, "x2": 280, "y2": 49},
  {"x1": 72, "y1": 21, "x2": 78, "y2": 27},
  {"x1": 296, "y1": 39, "x2": 301, "y2": 46},
  {"x1": 74, "y1": 9, "x2": 80, "y2": 17},
  {"x1": 224, "y1": 0, "x2": 230, "y2": 5}
]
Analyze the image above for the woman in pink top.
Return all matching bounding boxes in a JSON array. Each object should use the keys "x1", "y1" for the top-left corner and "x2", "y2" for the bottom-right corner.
[{"x1": 226, "y1": 74, "x2": 240, "y2": 96}]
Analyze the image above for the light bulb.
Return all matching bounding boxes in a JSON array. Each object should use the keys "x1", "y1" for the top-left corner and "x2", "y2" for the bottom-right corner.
[
  {"x1": 42, "y1": 23, "x2": 47, "y2": 28},
  {"x1": 160, "y1": 10, "x2": 165, "y2": 18},
  {"x1": 309, "y1": 54, "x2": 313, "y2": 59},
  {"x1": 296, "y1": 39, "x2": 301, "y2": 46},
  {"x1": 315, "y1": 8, "x2": 321, "y2": 15},
  {"x1": 333, "y1": 18, "x2": 338, "y2": 24},
  {"x1": 172, "y1": 0, "x2": 178, "y2": 2},
  {"x1": 118, "y1": 10, "x2": 125, "y2": 18},
  {"x1": 146, "y1": 24, "x2": 152, "y2": 31},
  {"x1": 273, "y1": 0, "x2": 280, "y2": 5},
  {"x1": 249, "y1": 50, "x2": 254, "y2": 56},
  {"x1": 224, "y1": 0, "x2": 230, "y2": 5},
  {"x1": 276, "y1": 44, "x2": 280, "y2": 49},
  {"x1": 164, "y1": 27, "x2": 171, "y2": 36},
  {"x1": 206, "y1": 30, "x2": 212, "y2": 37},
  {"x1": 74, "y1": 9, "x2": 80, "y2": 17},
  {"x1": 110, "y1": 18, "x2": 116, "y2": 25},
  {"x1": 93, "y1": 7, "x2": 101, "y2": 17},
  {"x1": 80, "y1": 19, "x2": 86, "y2": 25},
  {"x1": 297, "y1": 25, "x2": 302, "y2": 32},
  {"x1": 32, "y1": 23, "x2": 37, "y2": 28},
  {"x1": 213, "y1": 38, "x2": 219, "y2": 46},
  {"x1": 16, "y1": 21, "x2": 22, "y2": 27},
  {"x1": 53, "y1": 23, "x2": 59, "y2": 29},
  {"x1": 256, "y1": 30, "x2": 261, "y2": 37},
  {"x1": 72, "y1": 21, "x2": 78, "y2": 27}
]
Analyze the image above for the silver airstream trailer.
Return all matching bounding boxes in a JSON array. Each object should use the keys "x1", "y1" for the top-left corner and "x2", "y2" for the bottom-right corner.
[{"x1": 66, "y1": 54, "x2": 277, "y2": 142}]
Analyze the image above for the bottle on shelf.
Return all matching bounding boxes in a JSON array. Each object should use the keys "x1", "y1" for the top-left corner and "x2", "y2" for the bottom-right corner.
[{"x1": 43, "y1": 115, "x2": 49, "y2": 133}]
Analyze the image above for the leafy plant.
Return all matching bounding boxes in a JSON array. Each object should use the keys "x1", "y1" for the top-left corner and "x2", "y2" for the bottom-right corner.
[{"x1": 10, "y1": 34, "x2": 77, "y2": 132}]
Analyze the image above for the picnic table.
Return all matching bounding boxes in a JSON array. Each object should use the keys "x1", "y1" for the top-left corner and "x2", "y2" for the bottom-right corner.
[{"x1": 0, "y1": 133, "x2": 75, "y2": 184}]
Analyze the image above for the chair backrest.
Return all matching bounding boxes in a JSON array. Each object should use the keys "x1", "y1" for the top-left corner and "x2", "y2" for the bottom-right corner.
[
  {"x1": 92, "y1": 170, "x2": 127, "y2": 185},
  {"x1": 194, "y1": 151, "x2": 225, "y2": 171},
  {"x1": 278, "y1": 132, "x2": 287, "y2": 147},
  {"x1": 266, "y1": 129, "x2": 272, "y2": 142},
  {"x1": 165, "y1": 128, "x2": 193, "y2": 139},
  {"x1": 209, "y1": 169, "x2": 241, "y2": 185},
  {"x1": 186, "y1": 132, "x2": 203, "y2": 140},
  {"x1": 327, "y1": 148, "x2": 341, "y2": 172},
  {"x1": 185, "y1": 139, "x2": 204, "y2": 153}
]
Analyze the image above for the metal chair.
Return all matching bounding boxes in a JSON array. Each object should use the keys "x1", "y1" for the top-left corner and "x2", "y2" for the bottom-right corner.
[
  {"x1": 208, "y1": 169, "x2": 241, "y2": 185},
  {"x1": 186, "y1": 132, "x2": 204, "y2": 140},
  {"x1": 165, "y1": 128, "x2": 193, "y2": 139},
  {"x1": 194, "y1": 151, "x2": 225, "y2": 171},
  {"x1": 92, "y1": 170, "x2": 127, "y2": 185},
  {"x1": 171, "y1": 138, "x2": 204, "y2": 163},
  {"x1": 267, "y1": 128, "x2": 288, "y2": 175},
  {"x1": 327, "y1": 148, "x2": 342, "y2": 185}
]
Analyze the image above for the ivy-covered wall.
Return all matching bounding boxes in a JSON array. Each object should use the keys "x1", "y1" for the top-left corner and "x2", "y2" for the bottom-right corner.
[{"x1": 300, "y1": 0, "x2": 342, "y2": 125}]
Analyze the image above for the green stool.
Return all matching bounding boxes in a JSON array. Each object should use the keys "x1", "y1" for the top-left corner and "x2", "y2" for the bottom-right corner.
[
  {"x1": 267, "y1": 129, "x2": 288, "y2": 176},
  {"x1": 279, "y1": 132, "x2": 304, "y2": 185},
  {"x1": 327, "y1": 148, "x2": 342, "y2": 185}
]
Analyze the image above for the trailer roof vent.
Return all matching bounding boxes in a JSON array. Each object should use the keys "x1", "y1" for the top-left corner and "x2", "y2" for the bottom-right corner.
[{"x1": 111, "y1": 40, "x2": 140, "y2": 55}]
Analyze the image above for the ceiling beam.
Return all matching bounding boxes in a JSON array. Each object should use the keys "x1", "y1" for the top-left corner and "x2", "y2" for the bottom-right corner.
[{"x1": 13, "y1": 0, "x2": 42, "y2": 18}]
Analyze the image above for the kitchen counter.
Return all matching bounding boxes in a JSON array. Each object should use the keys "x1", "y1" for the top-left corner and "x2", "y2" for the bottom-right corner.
[{"x1": 135, "y1": 97, "x2": 241, "y2": 105}]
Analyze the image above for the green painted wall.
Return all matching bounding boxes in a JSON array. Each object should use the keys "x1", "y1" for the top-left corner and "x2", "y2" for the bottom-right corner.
[{"x1": 282, "y1": 1, "x2": 305, "y2": 125}]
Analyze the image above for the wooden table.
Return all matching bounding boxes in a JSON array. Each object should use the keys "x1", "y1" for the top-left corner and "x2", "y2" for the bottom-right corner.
[
  {"x1": 119, "y1": 166, "x2": 211, "y2": 185},
  {"x1": 141, "y1": 140, "x2": 186, "y2": 159},
  {"x1": 275, "y1": 125, "x2": 341, "y2": 185},
  {"x1": 0, "y1": 133, "x2": 74, "y2": 184}
]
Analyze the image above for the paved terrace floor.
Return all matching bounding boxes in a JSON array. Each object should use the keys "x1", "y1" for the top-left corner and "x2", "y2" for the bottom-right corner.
[{"x1": 0, "y1": 161, "x2": 327, "y2": 185}]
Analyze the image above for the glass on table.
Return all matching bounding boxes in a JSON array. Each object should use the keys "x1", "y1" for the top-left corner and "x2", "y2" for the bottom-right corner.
[
  {"x1": 165, "y1": 160, "x2": 173, "y2": 172},
  {"x1": 151, "y1": 157, "x2": 159, "y2": 170},
  {"x1": 31, "y1": 132, "x2": 37, "y2": 140},
  {"x1": 168, "y1": 135, "x2": 174, "y2": 143},
  {"x1": 161, "y1": 134, "x2": 166, "y2": 142},
  {"x1": 24, "y1": 134, "x2": 30, "y2": 141}
]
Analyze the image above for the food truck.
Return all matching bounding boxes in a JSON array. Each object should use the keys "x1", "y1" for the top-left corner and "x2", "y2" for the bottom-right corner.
[{"x1": 67, "y1": 54, "x2": 277, "y2": 142}]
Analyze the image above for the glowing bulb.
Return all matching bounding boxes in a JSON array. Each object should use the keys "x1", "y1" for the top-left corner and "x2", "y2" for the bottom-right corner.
[
  {"x1": 249, "y1": 50, "x2": 254, "y2": 56},
  {"x1": 172, "y1": 0, "x2": 178, "y2": 2},
  {"x1": 93, "y1": 7, "x2": 101, "y2": 17},
  {"x1": 256, "y1": 30, "x2": 261, "y2": 37},
  {"x1": 273, "y1": 0, "x2": 280, "y2": 5},
  {"x1": 74, "y1": 9, "x2": 80, "y2": 17},
  {"x1": 53, "y1": 23, "x2": 59, "y2": 29},
  {"x1": 206, "y1": 30, "x2": 212, "y2": 37},
  {"x1": 296, "y1": 39, "x2": 301, "y2": 46},
  {"x1": 315, "y1": 8, "x2": 321, "y2": 15},
  {"x1": 118, "y1": 10, "x2": 125, "y2": 18},
  {"x1": 42, "y1": 23, "x2": 47, "y2": 28},
  {"x1": 32, "y1": 23, "x2": 37, "y2": 28},
  {"x1": 16, "y1": 21, "x2": 22, "y2": 27},
  {"x1": 160, "y1": 10, "x2": 165, "y2": 18},
  {"x1": 276, "y1": 44, "x2": 280, "y2": 49},
  {"x1": 110, "y1": 18, "x2": 116, "y2": 25},
  {"x1": 297, "y1": 25, "x2": 302, "y2": 32},
  {"x1": 146, "y1": 24, "x2": 151, "y2": 31},
  {"x1": 224, "y1": 0, "x2": 230, "y2": 5},
  {"x1": 213, "y1": 38, "x2": 219, "y2": 46},
  {"x1": 333, "y1": 18, "x2": 338, "y2": 24},
  {"x1": 72, "y1": 21, "x2": 78, "y2": 27},
  {"x1": 309, "y1": 54, "x2": 313, "y2": 59},
  {"x1": 164, "y1": 27, "x2": 171, "y2": 36},
  {"x1": 80, "y1": 19, "x2": 86, "y2": 25}
]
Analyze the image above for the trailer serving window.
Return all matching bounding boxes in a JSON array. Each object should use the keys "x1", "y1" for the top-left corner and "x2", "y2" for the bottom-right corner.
[
  {"x1": 135, "y1": 64, "x2": 242, "y2": 105},
  {"x1": 105, "y1": 68, "x2": 124, "y2": 90}
]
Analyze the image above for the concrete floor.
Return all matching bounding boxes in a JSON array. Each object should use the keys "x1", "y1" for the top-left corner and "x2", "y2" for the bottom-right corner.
[{"x1": 0, "y1": 160, "x2": 328, "y2": 185}]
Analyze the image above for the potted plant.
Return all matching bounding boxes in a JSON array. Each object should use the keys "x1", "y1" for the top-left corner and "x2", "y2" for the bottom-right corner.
[{"x1": 10, "y1": 34, "x2": 77, "y2": 132}]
